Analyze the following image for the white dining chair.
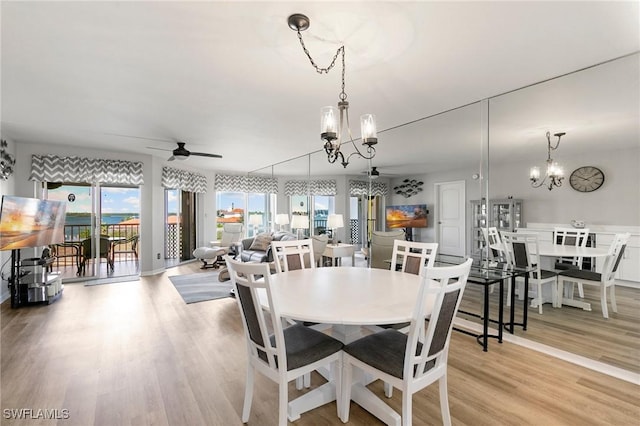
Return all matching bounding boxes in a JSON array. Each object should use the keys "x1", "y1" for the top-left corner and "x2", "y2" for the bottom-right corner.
[
  {"x1": 379, "y1": 240, "x2": 439, "y2": 331},
  {"x1": 340, "y1": 259, "x2": 473, "y2": 426},
  {"x1": 553, "y1": 227, "x2": 590, "y2": 297},
  {"x1": 225, "y1": 257, "x2": 343, "y2": 426},
  {"x1": 271, "y1": 238, "x2": 315, "y2": 273},
  {"x1": 380, "y1": 240, "x2": 439, "y2": 398},
  {"x1": 481, "y1": 226, "x2": 504, "y2": 261},
  {"x1": 502, "y1": 232, "x2": 559, "y2": 314},
  {"x1": 558, "y1": 233, "x2": 630, "y2": 318}
]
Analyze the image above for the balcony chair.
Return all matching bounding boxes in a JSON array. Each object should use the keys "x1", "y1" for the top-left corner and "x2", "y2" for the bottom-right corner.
[
  {"x1": 80, "y1": 236, "x2": 113, "y2": 274},
  {"x1": 339, "y1": 259, "x2": 473, "y2": 426},
  {"x1": 225, "y1": 257, "x2": 343, "y2": 426},
  {"x1": 112, "y1": 234, "x2": 139, "y2": 262},
  {"x1": 558, "y1": 233, "x2": 630, "y2": 318}
]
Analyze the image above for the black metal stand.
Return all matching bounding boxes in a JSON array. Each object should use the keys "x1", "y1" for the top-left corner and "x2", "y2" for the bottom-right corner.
[
  {"x1": 10, "y1": 249, "x2": 20, "y2": 308},
  {"x1": 404, "y1": 227, "x2": 413, "y2": 241}
]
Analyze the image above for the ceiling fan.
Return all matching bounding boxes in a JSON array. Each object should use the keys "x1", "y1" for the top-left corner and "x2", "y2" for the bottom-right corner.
[
  {"x1": 148, "y1": 141, "x2": 223, "y2": 161},
  {"x1": 360, "y1": 166, "x2": 385, "y2": 179}
]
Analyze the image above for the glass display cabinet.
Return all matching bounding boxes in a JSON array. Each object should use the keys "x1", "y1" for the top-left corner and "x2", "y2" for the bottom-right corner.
[{"x1": 470, "y1": 199, "x2": 523, "y2": 256}]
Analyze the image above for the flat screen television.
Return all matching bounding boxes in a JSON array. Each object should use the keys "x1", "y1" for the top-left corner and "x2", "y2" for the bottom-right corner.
[
  {"x1": 386, "y1": 204, "x2": 428, "y2": 230},
  {"x1": 0, "y1": 196, "x2": 67, "y2": 251}
]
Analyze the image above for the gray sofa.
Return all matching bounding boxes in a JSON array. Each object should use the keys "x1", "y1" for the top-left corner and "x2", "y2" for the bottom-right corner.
[{"x1": 239, "y1": 231, "x2": 297, "y2": 263}]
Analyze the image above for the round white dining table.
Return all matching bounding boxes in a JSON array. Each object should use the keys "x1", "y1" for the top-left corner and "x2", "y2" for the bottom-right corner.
[
  {"x1": 260, "y1": 266, "x2": 430, "y2": 426},
  {"x1": 267, "y1": 266, "x2": 430, "y2": 329},
  {"x1": 535, "y1": 242, "x2": 609, "y2": 258}
]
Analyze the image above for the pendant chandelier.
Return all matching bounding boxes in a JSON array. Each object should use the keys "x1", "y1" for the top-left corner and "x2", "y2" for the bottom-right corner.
[
  {"x1": 530, "y1": 131, "x2": 565, "y2": 190},
  {"x1": 288, "y1": 13, "x2": 377, "y2": 168}
]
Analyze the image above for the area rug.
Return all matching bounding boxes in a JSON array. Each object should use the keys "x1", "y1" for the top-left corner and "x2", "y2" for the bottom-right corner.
[{"x1": 168, "y1": 271, "x2": 233, "y2": 304}]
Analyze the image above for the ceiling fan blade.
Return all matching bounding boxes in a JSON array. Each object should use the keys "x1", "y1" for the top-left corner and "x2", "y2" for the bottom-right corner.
[
  {"x1": 191, "y1": 152, "x2": 223, "y2": 159},
  {"x1": 147, "y1": 146, "x2": 173, "y2": 152}
]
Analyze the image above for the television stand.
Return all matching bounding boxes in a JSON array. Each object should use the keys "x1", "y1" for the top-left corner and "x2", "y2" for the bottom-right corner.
[
  {"x1": 404, "y1": 227, "x2": 414, "y2": 241},
  {"x1": 9, "y1": 250, "x2": 63, "y2": 308}
]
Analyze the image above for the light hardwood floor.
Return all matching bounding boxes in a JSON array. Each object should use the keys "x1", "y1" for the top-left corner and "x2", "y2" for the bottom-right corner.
[
  {"x1": 459, "y1": 279, "x2": 640, "y2": 374},
  {"x1": 1, "y1": 262, "x2": 639, "y2": 425}
]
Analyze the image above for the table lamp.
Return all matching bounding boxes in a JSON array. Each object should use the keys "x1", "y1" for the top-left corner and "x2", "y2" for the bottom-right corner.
[
  {"x1": 327, "y1": 214, "x2": 344, "y2": 244},
  {"x1": 290, "y1": 214, "x2": 309, "y2": 239},
  {"x1": 275, "y1": 213, "x2": 290, "y2": 231},
  {"x1": 249, "y1": 214, "x2": 263, "y2": 236}
]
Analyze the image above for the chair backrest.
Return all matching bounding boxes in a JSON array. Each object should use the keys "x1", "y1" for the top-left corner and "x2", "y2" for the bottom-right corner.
[
  {"x1": 220, "y1": 223, "x2": 244, "y2": 247},
  {"x1": 370, "y1": 230, "x2": 406, "y2": 269},
  {"x1": 225, "y1": 257, "x2": 288, "y2": 372},
  {"x1": 601, "y1": 233, "x2": 631, "y2": 282},
  {"x1": 271, "y1": 239, "x2": 315, "y2": 273},
  {"x1": 501, "y1": 232, "x2": 541, "y2": 276},
  {"x1": 310, "y1": 234, "x2": 329, "y2": 265},
  {"x1": 82, "y1": 237, "x2": 110, "y2": 258},
  {"x1": 390, "y1": 240, "x2": 438, "y2": 275},
  {"x1": 481, "y1": 227, "x2": 503, "y2": 260},
  {"x1": 554, "y1": 227, "x2": 590, "y2": 267},
  {"x1": 404, "y1": 258, "x2": 472, "y2": 383}
]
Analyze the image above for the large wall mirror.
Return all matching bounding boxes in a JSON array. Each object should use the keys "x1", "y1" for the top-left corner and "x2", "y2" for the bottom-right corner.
[
  {"x1": 249, "y1": 53, "x2": 638, "y2": 375},
  {"x1": 488, "y1": 53, "x2": 639, "y2": 374}
]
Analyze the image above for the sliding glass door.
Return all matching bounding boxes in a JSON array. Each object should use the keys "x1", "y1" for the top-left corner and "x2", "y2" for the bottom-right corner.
[{"x1": 46, "y1": 183, "x2": 140, "y2": 282}]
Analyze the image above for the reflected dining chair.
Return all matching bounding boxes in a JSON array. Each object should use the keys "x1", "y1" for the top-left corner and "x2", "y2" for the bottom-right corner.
[
  {"x1": 481, "y1": 226, "x2": 504, "y2": 261},
  {"x1": 553, "y1": 227, "x2": 590, "y2": 297},
  {"x1": 558, "y1": 233, "x2": 630, "y2": 318},
  {"x1": 225, "y1": 257, "x2": 343, "y2": 426},
  {"x1": 340, "y1": 259, "x2": 473, "y2": 426},
  {"x1": 502, "y1": 232, "x2": 559, "y2": 314}
]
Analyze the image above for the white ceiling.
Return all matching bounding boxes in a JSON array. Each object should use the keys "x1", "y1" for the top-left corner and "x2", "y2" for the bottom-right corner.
[{"x1": 2, "y1": 1, "x2": 639, "y2": 176}]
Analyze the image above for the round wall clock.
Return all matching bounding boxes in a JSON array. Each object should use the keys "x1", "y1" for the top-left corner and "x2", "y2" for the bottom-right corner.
[{"x1": 569, "y1": 166, "x2": 605, "y2": 192}]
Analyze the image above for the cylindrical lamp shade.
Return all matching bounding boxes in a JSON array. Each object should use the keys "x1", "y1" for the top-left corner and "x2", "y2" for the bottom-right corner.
[
  {"x1": 360, "y1": 114, "x2": 377, "y2": 146},
  {"x1": 290, "y1": 214, "x2": 309, "y2": 229},
  {"x1": 275, "y1": 214, "x2": 290, "y2": 225},
  {"x1": 327, "y1": 214, "x2": 344, "y2": 229},
  {"x1": 530, "y1": 166, "x2": 540, "y2": 180},
  {"x1": 321, "y1": 106, "x2": 338, "y2": 141},
  {"x1": 249, "y1": 214, "x2": 263, "y2": 226}
]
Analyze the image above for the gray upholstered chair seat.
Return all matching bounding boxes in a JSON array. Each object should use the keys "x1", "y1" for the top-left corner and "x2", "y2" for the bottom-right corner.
[
  {"x1": 533, "y1": 269, "x2": 559, "y2": 280},
  {"x1": 344, "y1": 329, "x2": 435, "y2": 379},
  {"x1": 274, "y1": 324, "x2": 343, "y2": 370},
  {"x1": 558, "y1": 268, "x2": 601, "y2": 281}
]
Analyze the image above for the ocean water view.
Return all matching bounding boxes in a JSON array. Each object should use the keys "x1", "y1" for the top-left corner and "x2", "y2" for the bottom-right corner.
[
  {"x1": 65, "y1": 213, "x2": 138, "y2": 226},
  {"x1": 63, "y1": 214, "x2": 139, "y2": 240}
]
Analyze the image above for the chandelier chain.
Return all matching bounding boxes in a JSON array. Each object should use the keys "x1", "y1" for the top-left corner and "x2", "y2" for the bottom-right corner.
[{"x1": 295, "y1": 30, "x2": 347, "y2": 100}]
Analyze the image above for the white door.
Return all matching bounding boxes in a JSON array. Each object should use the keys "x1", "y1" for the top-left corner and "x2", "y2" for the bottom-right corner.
[{"x1": 436, "y1": 181, "x2": 466, "y2": 256}]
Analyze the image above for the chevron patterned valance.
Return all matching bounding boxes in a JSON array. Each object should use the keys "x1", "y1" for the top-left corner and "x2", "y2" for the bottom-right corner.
[
  {"x1": 162, "y1": 167, "x2": 207, "y2": 193},
  {"x1": 349, "y1": 180, "x2": 388, "y2": 196},
  {"x1": 30, "y1": 155, "x2": 144, "y2": 185},
  {"x1": 214, "y1": 174, "x2": 278, "y2": 193},
  {"x1": 284, "y1": 179, "x2": 337, "y2": 196}
]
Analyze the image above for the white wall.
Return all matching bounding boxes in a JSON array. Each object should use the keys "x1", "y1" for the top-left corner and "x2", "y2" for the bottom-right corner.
[
  {"x1": 385, "y1": 145, "x2": 640, "y2": 256},
  {"x1": 12, "y1": 142, "x2": 217, "y2": 277},
  {"x1": 489, "y1": 146, "x2": 640, "y2": 227},
  {"x1": 388, "y1": 167, "x2": 483, "y2": 250}
]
